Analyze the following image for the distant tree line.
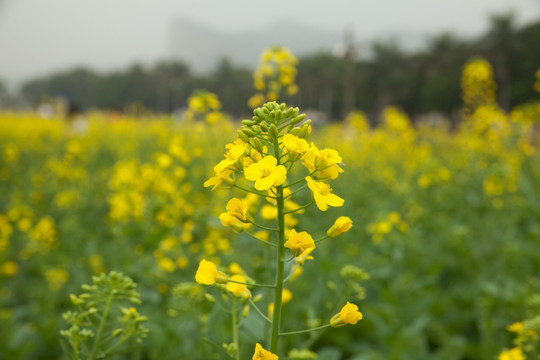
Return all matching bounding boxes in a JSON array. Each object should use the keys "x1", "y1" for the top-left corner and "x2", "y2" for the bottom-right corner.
[{"x1": 10, "y1": 14, "x2": 540, "y2": 120}]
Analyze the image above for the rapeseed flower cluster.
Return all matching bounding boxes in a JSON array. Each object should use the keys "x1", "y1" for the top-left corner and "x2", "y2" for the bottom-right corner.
[
  {"x1": 197, "y1": 101, "x2": 357, "y2": 358},
  {"x1": 249, "y1": 46, "x2": 299, "y2": 108}
]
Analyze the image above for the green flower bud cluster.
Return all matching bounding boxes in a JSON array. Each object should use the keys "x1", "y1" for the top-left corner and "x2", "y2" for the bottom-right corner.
[
  {"x1": 60, "y1": 271, "x2": 148, "y2": 360},
  {"x1": 237, "y1": 101, "x2": 311, "y2": 143}
]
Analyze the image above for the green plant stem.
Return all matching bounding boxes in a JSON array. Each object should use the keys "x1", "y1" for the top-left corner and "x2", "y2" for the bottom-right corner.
[
  {"x1": 233, "y1": 184, "x2": 275, "y2": 199},
  {"x1": 284, "y1": 201, "x2": 313, "y2": 214},
  {"x1": 244, "y1": 231, "x2": 277, "y2": 247},
  {"x1": 248, "y1": 219, "x2": 279, "y2": 232},
  {"x1": 104, "y1": 333, "x2": 130, "y2": 356},
  {"x1": 314, "y1": 235, "x2": 330, "y2": 244},
  {"x1": 232, "y1": 297, "x2": 240, "y2": 360},
  {"x1": 283, "y1": 265, "x2": 299, "y2": 283},
  {"x1": 270, "y1": 133, "x2": 286, "y2": 354},
  {"x1": 279, "y1": 324, "x2": 331, "y2": 336},
  {"x1": 89, "y1": 292, "x2": 114, "y2": 360},
  {"x1": 285, "y1": 183, "x2": 308, "y2": 198},
  {"x1": 227, "y1": 279, "x2": 275, "y2": 288},
  {"x1": 248, "y1": 298, "x2": 272, "y2": 324}
]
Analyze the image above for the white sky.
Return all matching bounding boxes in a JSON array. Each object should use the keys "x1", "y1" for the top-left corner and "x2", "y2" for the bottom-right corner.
[{"x1": 0, "y1": 0, "x2": 539, "y2": 87}]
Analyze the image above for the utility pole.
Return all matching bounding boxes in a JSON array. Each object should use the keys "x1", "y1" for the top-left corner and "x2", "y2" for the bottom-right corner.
[{"x1": 341, "y1": 26, "x2": 356, "y2": 119}]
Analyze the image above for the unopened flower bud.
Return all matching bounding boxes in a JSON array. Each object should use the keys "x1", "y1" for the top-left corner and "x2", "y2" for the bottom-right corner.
[
  {"x1": 237, "y1": 130, "x2": 249, "y2": 142},
  {"x1": 204, "y1": 293, "x2": 216, "y2": 303},
  {"x1": 327, "y1": 216, "x2": 353, "y2": 238},
  {"x1": 292, "y1": 113, "x2": 306, "y2": 124},
  {"x1": 242, "y1": 305, "x2": 250, "y2": 317},
  {"x1": 269, "y1": 124, "x2": 279, "y2": 138}
]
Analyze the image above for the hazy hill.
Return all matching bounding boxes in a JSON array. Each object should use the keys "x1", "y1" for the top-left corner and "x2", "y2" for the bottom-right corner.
[{"x1": 168, "y1": 18, "x2": 343, "y2": 71}]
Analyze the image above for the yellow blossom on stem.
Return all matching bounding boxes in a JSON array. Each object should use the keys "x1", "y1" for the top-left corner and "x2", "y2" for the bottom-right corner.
[
  {"x1": 225, "y1": 198, "x2": 249, "y2": 222},
  {"x1": 195, "y1": 259, "x2": 228, "y2": 285},
  {"x1": 252, "y1": 343, "x2": 278, "y2": 360},
  {"x1": 294, "y1": 247, "x2": 314, "y2": 265},
  {"x1": 227, "y1": 274, "x2": 252, "y2": 299},
  {"x1": 244, "y1": 156, "x2": 287, "y2": 191},
  {"x1": 284, "y1": 229, "x2": 315, "y2": 256},
  {"x1": 327, "y1": 216, "x2": 353, "y2": 238},
  {"x1": 302, "y1": 144, "x2": 344, "y2": 180},
  {"x1": 282, "y1": 134, "x2": 309, "y2": 161},
  {"x1": 330, "y1": 302, "x2": 363, "y2": 327},
  {"x1": 219, "y1": 213, "x2": 246, "y2": 233},
  {"x1": 305, "y1": 176, "x2": 344, "y2": 211}
]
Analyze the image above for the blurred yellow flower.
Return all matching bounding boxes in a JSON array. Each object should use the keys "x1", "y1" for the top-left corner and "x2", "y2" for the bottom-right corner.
[
  {"x1": 327, "y1": 216, "x2": 353, "y2": 238},
  {"x1": 498, "y1": 347, "x2": 524, "y2": 360},
  {"x1": 226, "y1": 274, "x2": 251, "y2": 299},
  {"x1": 195, "y1": 259, "x2": 227, "y2": 285},
  {"x1": 330, "y1": 302, "x2": 363, "y2": 327}
]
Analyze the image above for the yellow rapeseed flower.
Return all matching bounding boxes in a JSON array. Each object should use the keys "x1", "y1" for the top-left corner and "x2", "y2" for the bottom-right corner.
[
  {"x1": 330, "y1": 302, "x2": 363, "y2": 327},
  {"x1": 244, "y1": 156, "x2": 287, "y2": 191},
  {"x1": 226, "y1": 274, "x2": 251, "y2": 299},
  {"x1": 252, "y1": 343, "x2": 278, "y2": 360},
  {"x1": 294, "y1": 247, "x2": 314, "y2": 266},
  {"x1": 225, "y1": 198, "x2": 249, "y2": 222},
  {"x1": 327, "y1": 216, "x2": 353, "y2": 238},
  {"x1": 195, "y1": 259, "x2": 228, "y2": 285},
  {"x1": 284, "y1": 229, "x2": 315, "y2": 256},
  {"x1": 305, "y1": 176, "x2": 344, "y2": 211},
  {"x1": 282, "y1": 134, "x2": 310, "y2": 161}
]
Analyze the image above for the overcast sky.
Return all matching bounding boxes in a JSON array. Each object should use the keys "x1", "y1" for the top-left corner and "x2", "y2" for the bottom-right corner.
[{"x1": 0, "y1": 0, "x2": 539, "y2": 87}]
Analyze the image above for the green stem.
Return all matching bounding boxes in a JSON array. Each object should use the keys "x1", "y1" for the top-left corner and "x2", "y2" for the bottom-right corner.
[
  {"x1": 279, "y1": 324, "x2": 331, "y2": 336},
  {"x1": 227, "y1": 279, "x2": 275, "y2": 288},
  {"x1": 285, "y1": 183, "x2": 308, "y2": 198},
  {"x1": 244, "y1": 231, "x2": 277, "y2": 247},
  {"x1": 270, "y1": 134, "x2": 286, "y2": 354},
  {"x1": 284, "y1": 169, "x2": 317, "y2": 189},
  {"x1": 284, "y1": 201, "x2": 313, "y2": 214},
  {"x1": 104, "y1": 332, "x2": 130, "y2": 356},
  {"x1": 89, "y1": 292, "x2": 114, "y2": 360},
  {"x1": 233, "y1": 184, "x2": 275, "y2": 199},
  {"x1": 248, "y1": 298, "x2": 272, "y2": 324},
  {"x1": 248, "y1": 219, "x2": 279, "y2": 232},
  {"x1": 232, "y1": 297, "x2": 240, "y2": 360},
  {"x1": 283, "y1": 265, "x2": 299, "y2": 283},
  {"x1": 314, "y1": 235, "x2": 330, "y2": 244}
]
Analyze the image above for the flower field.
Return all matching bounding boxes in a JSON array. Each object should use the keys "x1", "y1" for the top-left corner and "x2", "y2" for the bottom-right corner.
[{"x1": 1, "y1": 56, "x2": 540, "y2": 359}]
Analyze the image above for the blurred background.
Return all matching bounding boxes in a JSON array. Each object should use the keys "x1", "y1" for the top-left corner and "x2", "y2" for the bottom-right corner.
[
  {"x1": 2, "y1": 2, "x2": 540, "y2": 360},
  {"x1": 1, "y1": 0, "x2": 539, "y2": 120}
]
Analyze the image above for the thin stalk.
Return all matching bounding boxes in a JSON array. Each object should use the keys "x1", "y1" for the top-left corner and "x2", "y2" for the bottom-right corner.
[
  {"x1": 233, "y1": 184, "x2": 276, "y2": 199},
  {"x1": 285, "y1": 183, "x2": 308, "y2": 198},
  {"x1": 283, "y1": 169, "x2": 317, "y2": 188},
  {"x1": 244, "y1": 231, "x2": 277, "y2": 247},
  {"x1": 247, "y1": 219, "x2": 279, "y2": 232},
  {"x1": 227, "y1": 279, "x2": 275, "y2": 288},
  {"x1": 89, "y1": 292, "x2": 114, "y2": 360},
  {"x1": 279, "y1": 324, "x2": 331, "y2": 336},
  {"x1": 284, "y1": 201, "x2": 313, "y2": 214},
  {"x1": 232, "y1": 297, "x2": 240, "y2": 360},
  {"x1": 283, "y1": 265, "x2": 298, "y2": 283},
  {"x1": 314, "y1": 235, "x2": 330, "y2": 244},
  {"x1": 248, "y1": 298, "x2": 272, "y2": 324},
  {"x1": 269, "y1": 134, "x2": 286, "y2": 353}
]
